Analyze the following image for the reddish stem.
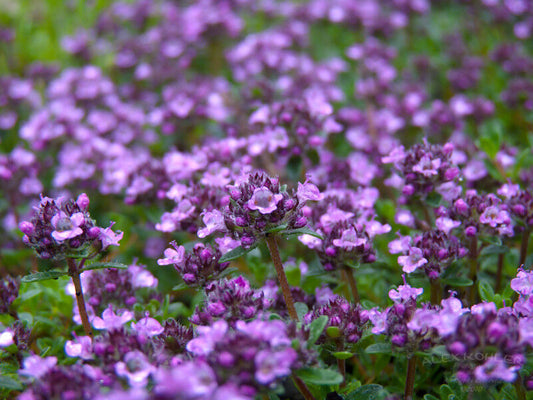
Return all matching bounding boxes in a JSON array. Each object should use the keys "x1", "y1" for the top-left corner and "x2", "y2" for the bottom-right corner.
[
  {"x1": 67, "y1": 258, "x2": 93, "y2": 337},
  {"x1": 265, "y1": 235, "x2": 298, "y2": 321}
]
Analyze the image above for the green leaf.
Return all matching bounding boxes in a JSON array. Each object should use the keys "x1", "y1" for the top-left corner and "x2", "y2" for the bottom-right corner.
[
  {"x1": 308, "y1": 315, "x2": 328, "y2": 346},
  {"x1": 265, "y1": 224, "x2": 288, "y2": 234},
  {"x1": 219, "y1": 244, "x2": 257, "y2": 263},
  {"x1": 478, "y1": 281, "x2": 495, "y2": 302},
  {"x1": 281, "y1": 227, "x2": 324, "y2": 240},
  {"x1": 365, "y1": 343, "x2": 392, "y2": 354},
  {"x1": 424, "y1": 395, "x2": 440, "y2": 400},
  {"x1": 326, "y1": 326, "x2": 341, "y2": 339},
  {"x1": 425, "y1": 192, "x2": 442, "y2": 208},
  {"x1": 344, "y1": 384, "x2": 384, "y2": 400},
  {"x1": 480, "y1": 244, "x2": 508, "y2": 256},
  {"x1": 81, "y1": 262, "x2": 129, "y2": 272},
  {"x1": 22, "y1": 270, "x2": 68, "y2": 283},
  {"x1": 332, "y1": 351, "x2": 353, "y2": 360},
  {"x1": 0, "y1": 375, "x2": 23, "y2": 391},
  {"x1": 296, "y1": 367, "x2": 344, "y2": 386},
  {"x1": 294, "y1": 302, "x2": 309, "y2": 321},
  {"x1": 441, "y1": 276, "x2": 473, "y2": 287}
]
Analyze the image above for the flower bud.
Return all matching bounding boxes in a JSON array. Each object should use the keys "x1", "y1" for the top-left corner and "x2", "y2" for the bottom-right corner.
[
  {"x1": 76, "y1": 193, "x2": 90, "y2": 210},
  {"x1": 19, "y1": 221, "x2": 34, "y2": 236}
]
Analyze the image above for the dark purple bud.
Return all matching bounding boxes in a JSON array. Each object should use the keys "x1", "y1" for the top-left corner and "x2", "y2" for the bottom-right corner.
[
  {"x1": 218, "y1": 351, "x2": 235, "y2": 367},
  {"x1": 241, "y1": 236, "x2": 255, "y2": 248},
  {"x1": 19, "y1": 221, "x2": 34, "y2": 236},
  {"x1": 76, "y1": 193, "x2": 90, "y2": 210},
  {"x1": 88, "y1": 227, "x2": 101, "y2": 239},
  {"x1": 230, "y1": 189, "x2": 241, "y2": 201},
  {"x1": 402, "y1": 185, "x2": 415, "y2": 196},
  {"x1": 513, "y1": 204, "x2": 526, "y2": 217},
  {"x1": 296, "y1": 126, "x2": 308, "y2": 136},
  {"x1": 465, "y1": 226, "x2": 477, "y2": 237},
  {"x1": 235, "y1": 217, "x2": 247, "y2": 227},
  {"x1": 454, "y1": 199, "x2": 469, "y2": 214},
  {"x1": 325, "y1": 247, "x2": 336, "y2": 257},
  {"x1": 105, "y1": 283, "x2": 116, "y2": 292},
  {"x1": 438, "y1": 249, "x2": 449, "y2": 259},
  {"x1": 281, "y1": 112, "x2": 292, "y2": 123},
  {"x1": 94, "y1": 343, "x2": 106, "y2": 356},
  {"x1": 442, "y1": 143, "x2": 454, "y2": 155},
  {"x1": 284, "y1": 198, "x2": 297, "y2": 210},
  {"x1": 293, "y1": 216, "x2": 307, "y2": 229},
  {"x1": 487, "y1": 321, "x2": 507, "y2": 340},
  {"x1": 324, "y1": 263, "x2": 335, "y2": 271},
  {"x1": 444, "y1": 167, "x2": 459, "y2": 180},
  {"x1": 448, "y1": 341, "x2": 467, "y2": 356},
  {"x1": 182, "y1": 273, "x2": 196, "y2": 285},
  {"x1": 456, "y1": 370, "x2": 470, "y2": 384},
  {"x1": 200, "y1": 247, "x2": 214, "y2": 262},
  {"x1": 391, "y1": 334, "x2": 406, "y2": 347},
  {"x1": 207, "y1": 302, "x2": 226, "y2": 316},
  {"x1": 89, "y1": 296, "x2": 100, "y2": 306}
]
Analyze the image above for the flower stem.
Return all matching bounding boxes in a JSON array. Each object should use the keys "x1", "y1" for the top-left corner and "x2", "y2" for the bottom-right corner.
[
  {"x1": 514, "y1": 375, "x2": 527, "y2": 400},
  {"x1": 292, "y1": 374, "x2": 317, "y2": 400},
  {"x1": 342, "y1": 266, "x2": 360, "y2": 304},
  {"x1": 430, "y1": 279, "x2": 441, "y2": 305},
  {"x1": 519, "y1": 228, "x2": 530, "y2": 267},
  {"x1": 67, "y1": 258, "x2": 93, "y2": 337},
  {"x1": 265, "y1": 235, "x2": 298, "y2": 321},
  {"x1": 404, "y1": 355, "x2": 417, "y2": 400}
]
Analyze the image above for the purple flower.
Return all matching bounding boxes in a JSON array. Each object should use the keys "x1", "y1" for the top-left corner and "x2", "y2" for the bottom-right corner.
[
  {"x1": 389, "y1": 280, "x2": 423, "y2": 303},
  {"x1": 157, "y1": 242, "x2": 185, "y2": 266},
  {"x1": 479, "y1": 206, "x2": 510, "y2": 228},
  {"x1": 398, "y1": 247, "x2": 428, "y2": 273},
  {"x1": 247, "y1": 187, "x2": 283, "y2": 214},
  {"x1": 115, "y1": 350, "x2": 155, "y2": 388},
  {"x1": 474, "y1": 356, "x2": 517, "y2": 383},
  {"x1": 131, "y1": 316, "x2": 164, "y2": 337},
  {"x1": 254, "y1": 348, "x2": 297, "y2": 384},
  {"x1": 65, "y1": 335, "x2": 93, "y2": 360},
  {"x1": 154, "y1": 361, "x2": 217, "y2": 398},
  {"x1": 186, "y1": 320, "x2": 228, "y2": 356},
  {"x1": 435, "y1": 217, "x2": 461, "y2": 235},
  {"x1": 412, "y1": 155, "x2": 441, "y2": 177},
  {"x1": 297, "y1": 181, "x2": 324, "y2": 202},
  {"x1": 92, "y1": 306, "x2": 133, "y2": 331},
  {"x1": 19, "y1": 355, "x2": 57, "y2": 379},
  {"x1": 197, "y1": 209, "x2": 225, "y2": 238},
  {"x1": 99, "y1": 222, "x2": 123, "y2": 249},
  {"x1": 51, "y1": 211, "x2": 84, "y2": 242},
  {"x1": 511, "y1": 269, "x2": 533, "y2": 296},
  {"x1": 332, "y1": 226, "x2": 366, "y2": 250}
]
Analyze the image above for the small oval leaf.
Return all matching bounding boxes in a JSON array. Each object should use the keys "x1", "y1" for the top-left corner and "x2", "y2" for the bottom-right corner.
[{"x1": 22, "y1": 270, "x2": 68, "y2": 283}]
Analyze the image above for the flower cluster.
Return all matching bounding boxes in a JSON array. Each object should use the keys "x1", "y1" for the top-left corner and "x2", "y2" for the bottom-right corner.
[{"x1": 19, "y1": 194, "x2": 122, "y2": 259}]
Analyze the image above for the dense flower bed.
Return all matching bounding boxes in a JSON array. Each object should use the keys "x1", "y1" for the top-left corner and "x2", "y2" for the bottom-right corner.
[{"x1": 1, "y1": 0, "x2": 533, "y2": 399}]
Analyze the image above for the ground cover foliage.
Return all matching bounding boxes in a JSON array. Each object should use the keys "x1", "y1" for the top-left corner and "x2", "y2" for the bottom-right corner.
[{"x1": 1, "y1": 0, "x2": 533, "y2": 399}]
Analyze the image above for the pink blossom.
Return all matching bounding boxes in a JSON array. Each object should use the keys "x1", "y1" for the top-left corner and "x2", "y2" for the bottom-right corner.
[
  {"x1": 157, "y1": 242, "x2": 185, "y2": 266},
  {"x1": 398, "y1": 247, "x2": 428, "y2": 273},
  {"x1": 247, "y1": 187, "x2": 283, "y2": 214},
  {"x1": 92, "y1": 306, "x2": 133, "y2": 331},
  {"x1": 197, "y1": 209, "x2": 225, "y2": 238},
  {"x1": 20, "y1": 355, "x2": 57, "y2": 379},
  {"x1": 99, "y1": 222, "x2": 123, "y2": 249},
  {"x1": 51, "y1": 211, "x2": 84, "y2": 242}
]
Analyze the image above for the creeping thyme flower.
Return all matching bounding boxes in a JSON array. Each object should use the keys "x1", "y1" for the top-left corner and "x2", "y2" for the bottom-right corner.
[
  {"x1": 382, "y1": 140, "x2": 459, "y2": 201},
  {"x1": 198, "y1": 171, "x2": 321, "y2": 248},
  {"x1": 186, "y1": 319, "x2": 300, "y2": 396},
  {"x1": 158, "y1": 241, "x2": 229, "y2": 288},
  {"x1": 305, "y1": 297, "x2": 369, "y2": 344},
  {"x1": 20, "y1": 193, "x2": 122, "y2": 259},
  {"x1": 191, "y1": 276, "x2": 266, "y2": 326},
  {"x1": 440, "y1": 302, "x2": 526, "y2": 384}
]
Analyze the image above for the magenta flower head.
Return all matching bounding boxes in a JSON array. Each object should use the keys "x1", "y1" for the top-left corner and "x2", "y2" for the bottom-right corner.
[
  {"x1": 20, "y1": 193, "x2": 122, "y2": 259},
  {"x1": 198, "y1": 171, "x2": 321, "y2": 248},
  {"x1": 247, "y1": 187, "x2": 283, "y2": 214}
]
